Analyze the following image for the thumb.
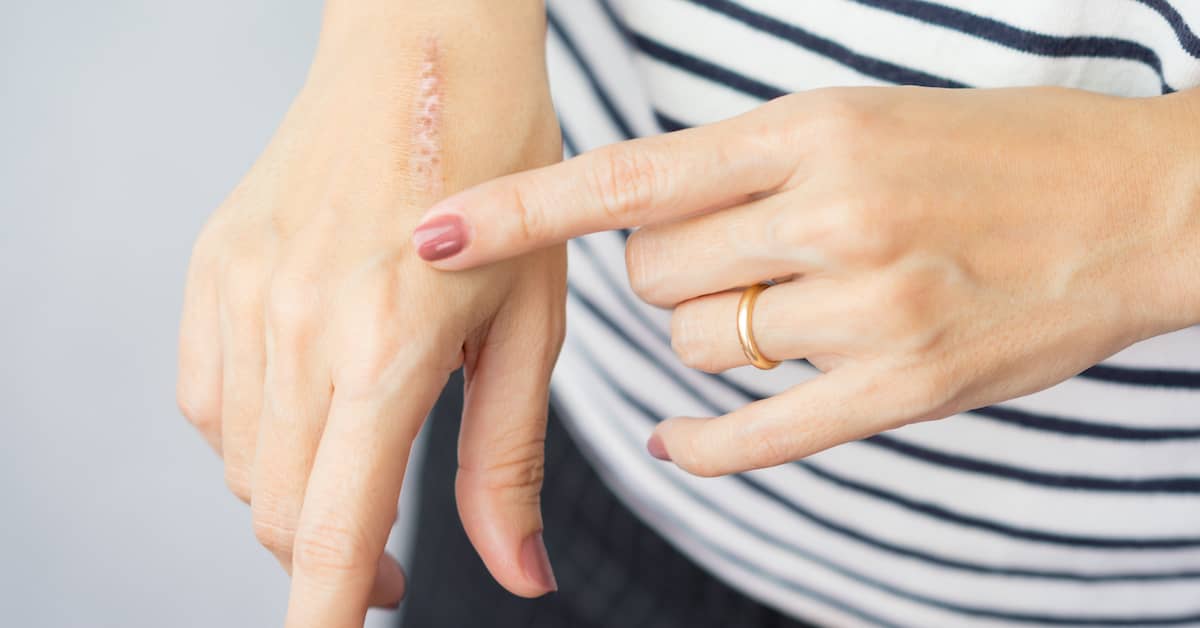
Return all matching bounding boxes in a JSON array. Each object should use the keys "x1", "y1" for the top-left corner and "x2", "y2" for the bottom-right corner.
[
  {"x1": 410, "y1": 111, "x2": 793, "y2": 271},
  {"x1": 455, "y1": 289, "x2": 565, "y2": 598}
]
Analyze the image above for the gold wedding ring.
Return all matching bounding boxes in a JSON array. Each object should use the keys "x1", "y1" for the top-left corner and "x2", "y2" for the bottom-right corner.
[{"x1": 737, "y1": 282, "x2": 780, "y2": 370}]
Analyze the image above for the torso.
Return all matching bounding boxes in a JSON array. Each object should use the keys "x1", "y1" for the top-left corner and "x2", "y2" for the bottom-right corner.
[{"x1": 545, "y1": 1, "x2": 1200, "y2": 625}]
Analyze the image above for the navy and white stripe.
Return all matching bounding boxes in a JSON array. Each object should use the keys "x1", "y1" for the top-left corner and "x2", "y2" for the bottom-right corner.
[{"x1": 544, "y1": 1, "x2": 1200, "y2": 625}]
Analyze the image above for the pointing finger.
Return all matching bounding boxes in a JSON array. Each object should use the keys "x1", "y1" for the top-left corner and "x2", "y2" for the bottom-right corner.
[{"x1": 412, "y1": 109, "x2": 797, "y2": 270}]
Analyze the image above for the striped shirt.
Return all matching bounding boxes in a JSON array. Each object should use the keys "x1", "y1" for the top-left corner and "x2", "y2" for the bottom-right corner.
[{"x1": 543, "y1": 1, "x2": 1200, "y2": 626}]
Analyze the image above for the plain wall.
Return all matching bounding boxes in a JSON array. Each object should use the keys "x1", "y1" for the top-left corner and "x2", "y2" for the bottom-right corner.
[{"x1": 1, "y1": 2, "x2": 414, "y2": 626}]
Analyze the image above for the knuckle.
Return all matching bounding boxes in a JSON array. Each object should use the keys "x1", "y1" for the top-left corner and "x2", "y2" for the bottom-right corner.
[
  {"x1": 745, "y1": 427, "x2": 790, "y2": 471},
  {"x1": 251, "y1": 510, "x2": 297, "y2": 555},
  {"x1": 176, "y1": 387, "x2": 219, "y2": 431},
  {"x1": 670, "y1": 305, "x2": 722, "y2": 373},
  {"x1": 334, "y1": 326, "x2": 440, "y2": 397},
  {"x1": 872, "y1": 275, "x2": 929, "y2": 338},
  {"x1": 687, "y1": 462, "x2": 723, "y2": 478},
  {"x1": 673, "y1": 424, "x2": 729, "y2": 478},
  {"x1": 512, "y1": 180, "x2": 550, "y2": 244},
  {"x1": 877, "y1": 271, "x2": 926, "y2": 314},
  {"x1": 739, "y1": 97, "x2": 804, "y2": 187},
  {"x1": 624, "y1": 232, "x2": 651, "y2": 296},
  {"x1": 678, "y1": 441, "x2": 723, "y2": 478},
  {"x1": 624, "y1": 231, "x2": 652, "y2": 294},
  {"x1": 220, "y1": 253, "x2": 268, "y2": 311},
  {"x1": 831, "y1": 197, "x2": 874, "y2": 243},
  {"x1": 625, "y1": 231, "x2": 670, "y2": 306},
  {"x1": 266, "y1": 272, "x2": 321, "y2": 341},
  {"x1": 742, "y1": 101, "x2": 791, "y2": 153},
  {"x1": 335, "y1": 350, "x2": 399, "y2": 396},
  {"x1": 333, "y1": 351, "x2": 397, "y2": 399},
  {"x1": 807, "y1": 89, "x2": 874, "y2": 145},
  {"x1": 759, "y1": 200, "x2": 806, "y2": 253},
  {"x1": 459, "y1": 438, "x2": 546, "y2": 502},
  {"x1": 189, "y1": 233, "x2": 218, "y2": 267},
  {"x1": 870, "y1": 262, "x2": 953, "y2": 348},
  {"x1": 758, "y1": 92, "x2": 805, "y2": 121},
  {"x1": 190, "y1": 218, "x2": 231, "y2": 263},
  {"x1": 587, "y1": 145, "x2": 664, "y2": 224},
  {"x1": 825, "y1": 196, "x2": 899, "y2": 265},
  {"x1": 292, "y1": 520, "x2": 373, "y2": 577},
  {"x1": 224, "y1": 466, "x2": 252, "y2": 503},
  {"x1": 330, "y1": 276, "x2": 450, "y2": 395},
  {"x1": 903, "y1": 363, "x2": 960, "y2": 418}
]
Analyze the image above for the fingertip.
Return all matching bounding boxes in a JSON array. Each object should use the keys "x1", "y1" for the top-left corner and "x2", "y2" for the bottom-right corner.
[
  {"x1": 411, "y1": 212, "x2": 470, "y2": 265},
  {"x1": 655, "y1": 417, "x2": 720, "y2": 476},
  {"x1": 368, "y1": 553, "x2": 407, "y2": 609},
  {"x1": 646, "y1": 432, "x2": 671, "y2": 461},
  {"x1": 519, "y1": 530, "x2": 558, "y2": 595},
  {"x1": 454, "y1": 480, "x2": 554, "y2": 599}
]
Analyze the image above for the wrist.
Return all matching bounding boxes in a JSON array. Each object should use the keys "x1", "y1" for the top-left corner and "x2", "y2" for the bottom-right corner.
[
  {"x1": 279, "y1": 0, "x2": 558, "y2": 220},
  {"x1": 1126, "y1": 87, "x2": 1200, "y2": 335},
  {"x1": 304, "y1": 0, "x2": 553, "y2": 128},
  {"x1": 317, "y1": 0, "x2": 547, "y2": 63},
  {"x1": 323, "y1": 0, "x2": 545, "y2": 19}
]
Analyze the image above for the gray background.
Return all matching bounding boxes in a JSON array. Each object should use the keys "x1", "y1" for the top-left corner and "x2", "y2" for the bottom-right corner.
[{"x1": 1, "y1": 2, "x2": 414, "y2": 626}]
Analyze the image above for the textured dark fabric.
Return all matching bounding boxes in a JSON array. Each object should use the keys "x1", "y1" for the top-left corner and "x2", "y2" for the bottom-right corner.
[{"x1": 398, "y1": 372, "x2": 817, "y2": 628}]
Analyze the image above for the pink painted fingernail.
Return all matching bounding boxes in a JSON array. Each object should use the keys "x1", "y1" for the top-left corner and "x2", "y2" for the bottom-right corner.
[
  {"x1": 520, "y1": 531, "x2": 558, "y2": 594},
  {"x1": 412, "y1": 214, "x2": 467, "y2": 261},
  {"x1": 647, "y1": 434, "x2": 671, "y2": 461}
]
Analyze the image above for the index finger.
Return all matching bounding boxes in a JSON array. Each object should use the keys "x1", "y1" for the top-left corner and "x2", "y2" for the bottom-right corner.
[
  {"x1": 284, "y1": 362, "x2": 450, "y2": 628},
  {"x1": 412, "y1": 110, "x2": 795, "y2": 271}
]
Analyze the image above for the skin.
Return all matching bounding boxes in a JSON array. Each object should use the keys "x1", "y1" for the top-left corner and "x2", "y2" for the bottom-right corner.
[
  {"x1": 176, "y1": 1, "x2": 562, "y2": 626},
  {"x1": 182, "y1": 2, "x2": 1200, "y2": 622},
  {"x1": 415, "y1": 85, "x2": 1200, "y2": 478}
]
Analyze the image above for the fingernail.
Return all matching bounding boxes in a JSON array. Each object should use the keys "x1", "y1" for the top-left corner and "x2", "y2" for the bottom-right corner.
[
  {"x1": 412, "y1": 213, "x2": 467, "y2": 261},
  {"x1": 520, "y1": 531, "x2": 558, "y2": 593},
  {"x1": 647, "y1": 433, "x2": 671, "y2": 461}
]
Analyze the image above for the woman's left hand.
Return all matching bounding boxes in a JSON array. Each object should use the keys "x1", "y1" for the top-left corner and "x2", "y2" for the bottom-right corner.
[{"x1": 412, "y1": 86, "x2": 1200, "y2": 477}]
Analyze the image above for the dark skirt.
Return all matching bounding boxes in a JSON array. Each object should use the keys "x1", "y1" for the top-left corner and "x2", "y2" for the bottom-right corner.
[{"x1": 399, "y1": 372, "x2": 817, "y2": 628}]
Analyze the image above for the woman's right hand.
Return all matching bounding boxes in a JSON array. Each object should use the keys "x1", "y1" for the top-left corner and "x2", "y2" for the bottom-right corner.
[{"x1": 176, "y1": 4, "x2": 565, "y2": 626}]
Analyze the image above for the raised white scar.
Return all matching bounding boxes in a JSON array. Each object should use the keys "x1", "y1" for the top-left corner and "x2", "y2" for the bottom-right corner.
[{"x1": 411, "y1": 38, "x2": 444, "y2": 198}]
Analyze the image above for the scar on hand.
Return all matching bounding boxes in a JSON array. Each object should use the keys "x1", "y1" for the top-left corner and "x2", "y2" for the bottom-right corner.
[{"x1": 411, "y1": 37, "x2": 443, "y2": 197}]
